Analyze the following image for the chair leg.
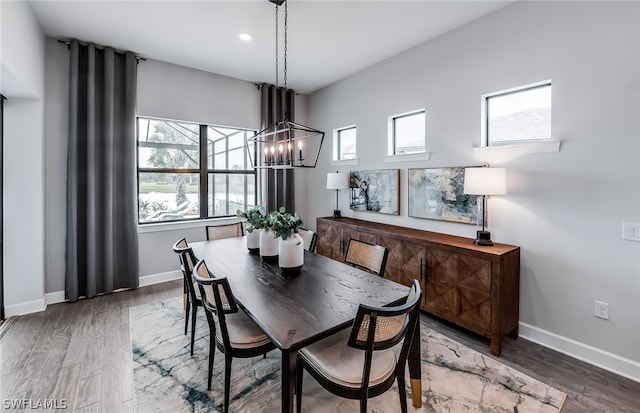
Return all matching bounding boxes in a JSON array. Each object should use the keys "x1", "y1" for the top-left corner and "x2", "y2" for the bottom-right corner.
[
  {"x1": 190, "y1": 304, "x2": 198, "y2": 356},
  {"x1": 397, "y1": 375, "x2": 408, "y2": 413},
  {"x1": 295, "y1": 362, "x2": 304, "y2": 413},
  {"x1": 207, "y1": 336, "x2": 215, "y2": 390},
  {"x1": 224, "y1": 356, "x2": 233, "y2": 413},
  {"x1": 184, "y1": 301, "x2": 190, "y2": 336},
  {"x1": 360, "y1": 397, "x2": 367, "y2": 413}
]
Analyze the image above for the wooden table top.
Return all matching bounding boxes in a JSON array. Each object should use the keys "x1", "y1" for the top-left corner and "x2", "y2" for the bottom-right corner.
[{"x1": 191, "y1": 237, "x2": 410, "y2": 351}]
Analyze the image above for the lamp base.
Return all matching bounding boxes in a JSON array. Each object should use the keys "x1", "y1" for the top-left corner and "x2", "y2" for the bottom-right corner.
[
  {"x1": 474, "y1": 230, "x2": 494, "y2": 246},
  {"x1": 332, "y1": 210, "x2": 342, "y2": 218}
]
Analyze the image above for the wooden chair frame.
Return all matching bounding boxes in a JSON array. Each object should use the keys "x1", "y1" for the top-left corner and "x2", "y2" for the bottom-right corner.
[
  {"x1": 205, "y1": 222, "x2": 244, "y2": 241},
  {"x1": 295, "y1": 279, "x2": 422, "y2": 413},
  {"x1": 193, "y1": 259, "x2": 276, "y2": 412},
  {"x1": 344, "y1": 238, "x2": 389, "y2": 277},
  {"x1": 172, "y1": 238, "x2": 202, "y2": 356},
  {"x1": 297, "y1": 228, "x2": 318, "y2": 253}
]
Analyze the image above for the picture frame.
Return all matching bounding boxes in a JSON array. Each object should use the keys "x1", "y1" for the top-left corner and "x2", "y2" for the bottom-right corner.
[
  {"x1": 408, "y1": 167, "x2": 478, "y2": 224},
  {"x1": 349, "y1": 169, "x2": 400, "y2": 215}
]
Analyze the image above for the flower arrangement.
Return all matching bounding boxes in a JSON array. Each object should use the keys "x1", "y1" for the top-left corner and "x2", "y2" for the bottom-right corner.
[
  {"x1": 268, "y1": 207, "x2": 304, "y2": 240},
  {"x1": 236, "y1": 205, "x2": 267, "y2": 233}
]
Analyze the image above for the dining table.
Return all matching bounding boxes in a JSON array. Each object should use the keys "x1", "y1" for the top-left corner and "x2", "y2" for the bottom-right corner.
[{"x1": 191, "y1": 236, "x2": 423, "y2": 413}]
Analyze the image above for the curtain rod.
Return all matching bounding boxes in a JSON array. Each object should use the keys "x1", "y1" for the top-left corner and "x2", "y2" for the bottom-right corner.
[{"x1": 57, "y1": 39, "x2": 146, "y2": 61}]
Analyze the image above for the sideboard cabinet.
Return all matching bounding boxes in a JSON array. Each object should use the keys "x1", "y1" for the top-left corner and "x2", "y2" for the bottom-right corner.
[{"x1": 316, "y1": 217, "x2": 520, "y2": 356}]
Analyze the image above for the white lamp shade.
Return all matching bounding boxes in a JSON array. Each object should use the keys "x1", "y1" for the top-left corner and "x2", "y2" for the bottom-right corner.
[
  {"x1": 463, "y1": 167, "x2": 507, "y2": 196},
  {"x1": 326, "y1": 172, "x2": 350, "y2": 190}
]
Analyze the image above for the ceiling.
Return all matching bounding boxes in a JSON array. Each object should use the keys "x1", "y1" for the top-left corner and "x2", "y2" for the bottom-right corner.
[{"x1": 27, "y1": 0, "x2": 515, "y2": 94}]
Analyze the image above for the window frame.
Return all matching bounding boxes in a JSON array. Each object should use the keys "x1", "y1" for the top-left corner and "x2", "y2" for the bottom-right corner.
[
  {"x1": 387, "y1": 109, "x2": 426, "y2": 156},
  {"x1": 136, "y1": 117, "x2": 257, "y2": 224},
  {"x1": 333, "y1": 125, "x2": 357, "y2": 161},
  {"x1": 482, "y1": 80, "x2": 552, "y2": 147}
]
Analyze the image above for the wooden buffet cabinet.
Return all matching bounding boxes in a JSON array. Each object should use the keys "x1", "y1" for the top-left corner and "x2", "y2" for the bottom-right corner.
[{"x1": 316, "y1": 217, "x2": 520, "y2": 356}]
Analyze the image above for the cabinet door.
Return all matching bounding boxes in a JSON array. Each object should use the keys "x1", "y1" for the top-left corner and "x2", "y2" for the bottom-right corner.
[
  {"x1": 378, "y1": 237, "x2": 426, "y2": 288},
  {"x1": 316, "y1": 221, "x2": 344, "y2": 261},
  {"x1": 425, "y1": 247, "x2": 492, "y2": 335}
]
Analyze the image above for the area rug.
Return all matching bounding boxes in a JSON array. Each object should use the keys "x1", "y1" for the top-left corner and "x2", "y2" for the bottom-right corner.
[{"x1": 130, "y1": 298, "x2": 566, "y2": 412}]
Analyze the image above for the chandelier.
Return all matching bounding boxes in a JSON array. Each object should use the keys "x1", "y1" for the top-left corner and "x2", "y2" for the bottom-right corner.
[{"x1": 246, "y1": 0, "x2": 325, "y2": 169}]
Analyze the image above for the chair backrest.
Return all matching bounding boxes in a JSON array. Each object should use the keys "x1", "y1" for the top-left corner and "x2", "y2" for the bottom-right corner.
[
  {"x1": 192, "y1": 259, "x2": 237, "y2": 349},
  {"x1": 205, "y1": 222, "x2": 244, "y2": 241},
  {"x1": 297, "y1": 228, "x2": 318, "y2": 253},
  {"x1": 172, "y1": 238, "x2": 200, "y2": 299},
  {"x1": 347, "y1": 279, "x2": 422, "y2": 388},
  {"x1": 344, "y1": 238, "x2": 389, "y2": 277}
]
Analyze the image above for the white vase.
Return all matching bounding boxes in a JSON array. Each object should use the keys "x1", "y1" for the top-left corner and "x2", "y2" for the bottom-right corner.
[
  {"x1": 260, "y1": 228, "x2": 279, "y2": 261},
  {"x1": 246, "y1": 228, "x2": 261, "y2": 253},
  {"x1": 279, "y1": 233, "x2": 304, "y2": 274}
]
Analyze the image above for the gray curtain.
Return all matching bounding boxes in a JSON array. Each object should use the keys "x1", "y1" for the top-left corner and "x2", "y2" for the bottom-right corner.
[
  {"x1": 260, "y1": 84, "x2": 295, "y2": 212},
  {"x1": 66, "y1": 40, "x2": 139, "y2": 302}
]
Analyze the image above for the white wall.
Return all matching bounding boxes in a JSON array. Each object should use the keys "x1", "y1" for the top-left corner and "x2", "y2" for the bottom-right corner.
[
  {"x1": 306, "y1": 1, "x2": 640, "y2": 380},
  {"x1": 0, "y1": 1, "x2": 46, "y2": 316}
]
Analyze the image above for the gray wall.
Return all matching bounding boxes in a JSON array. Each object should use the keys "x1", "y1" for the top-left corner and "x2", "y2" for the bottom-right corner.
[
  {"x1": 306, "y1": 1, "x2": 640, "y2": 376},
  {"x1": 1, "y1": 1, "x2": 46, "y2": 314}
]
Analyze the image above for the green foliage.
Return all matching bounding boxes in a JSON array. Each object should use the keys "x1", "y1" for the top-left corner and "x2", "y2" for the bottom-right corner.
[
  {"x1": 268, "y1": 207, "x2": 304, "y2": 240},
  {"x1": 138, "y1": 199, "x2": 169, "y2": 221},
  {"x1": 236, "y1": 205, "x2": 267, "y2": 233}
]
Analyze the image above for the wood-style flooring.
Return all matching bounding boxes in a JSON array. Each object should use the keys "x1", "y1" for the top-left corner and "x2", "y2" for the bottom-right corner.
[{"x1": 1, "y1": 280, "x2": 638, "y2": 412}]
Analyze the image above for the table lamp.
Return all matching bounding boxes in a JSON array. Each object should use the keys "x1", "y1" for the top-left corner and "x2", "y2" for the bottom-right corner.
[
  {"x1": 326, "y1": 172, "x2": 350, "y2": 218},
  {"x1": 463, "y1": 167, "x2": 507, "y2": 246}
]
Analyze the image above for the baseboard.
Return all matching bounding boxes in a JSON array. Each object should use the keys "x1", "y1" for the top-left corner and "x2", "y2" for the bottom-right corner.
[
  {"x1": 138, "y1": 270, "x2": 182, "y2": 287},
  {"x1": 519, "y1": 322, "x2": 640, "y2": 383},
  {"x1": 46, "y1": 290, "x2": 67, "y2": 305},
  {"x1": 4, "y1": 297, "x2": 46, "y2": 318}
]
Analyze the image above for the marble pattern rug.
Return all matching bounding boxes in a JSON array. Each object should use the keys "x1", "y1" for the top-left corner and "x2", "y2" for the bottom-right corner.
[{"x1": 130, "y1": 298, "x2": 566, "y2": 412}]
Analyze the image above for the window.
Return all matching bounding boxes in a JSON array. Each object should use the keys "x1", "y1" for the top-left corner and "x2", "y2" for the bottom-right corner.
[
  {"x1": 388, "y1": 109, "x2": 425, "y2": 155},
  {"x1": 333, "y1": 125, "x2": 357, "y2": 160},
  {"x1": 137, "y1": 117, "x2": 256, "y2": 223},
  {"x1": 483, "y1": 81, "x2": 551, "y2": 146}
]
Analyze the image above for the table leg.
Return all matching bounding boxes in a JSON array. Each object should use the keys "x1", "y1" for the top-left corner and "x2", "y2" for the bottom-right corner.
[
  {"x1": 281, "y1": 348, "x2": 296, "y2": 413},
  {"x1": 408, "y1": 319, "x2": 422, "y2": 408}
]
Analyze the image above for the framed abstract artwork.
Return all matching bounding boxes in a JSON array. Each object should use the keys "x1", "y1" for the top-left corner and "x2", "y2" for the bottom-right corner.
[
  {"x1": 408, "y1": 167, "x2": 478, "y2": 224},
  {"x1": 349, "y1": 169, "x2": 400, "y2": 215}
]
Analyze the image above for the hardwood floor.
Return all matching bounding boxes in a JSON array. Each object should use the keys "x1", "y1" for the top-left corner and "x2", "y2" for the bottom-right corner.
[{"x1": 1, "y1": 279, "x2": 638, "y2": 412}]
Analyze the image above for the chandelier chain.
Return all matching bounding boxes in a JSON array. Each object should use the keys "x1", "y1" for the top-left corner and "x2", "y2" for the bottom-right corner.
[
  {"x1": 283, "y1": 0, "x2": 288, "y2": 90},
  {"x1": 274, "y1": 3, "x2": 279, "y2": 87}
]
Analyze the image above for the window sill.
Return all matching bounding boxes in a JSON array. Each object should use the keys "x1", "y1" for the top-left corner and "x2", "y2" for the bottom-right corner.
[
  {"x1": 137, "y1": 217, "x2": 242, "y2": 234},
  {"x1": 331, "y1": 158, "x2": 359, "y2": 167},
  {"x1": 473, "y1": 140, "x2": 560, "y2": 159},
  {"x1": 383, "y1": 152, "x2": 430, "y2": 163}
]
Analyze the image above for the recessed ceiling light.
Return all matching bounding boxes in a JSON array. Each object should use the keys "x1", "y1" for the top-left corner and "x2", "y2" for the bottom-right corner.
[{"x1": 239, "y1": 33, "x2": 252, "y2": 41}]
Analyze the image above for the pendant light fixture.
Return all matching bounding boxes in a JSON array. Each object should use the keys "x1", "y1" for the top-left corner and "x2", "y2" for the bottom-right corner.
[{"x1": 246, "y1": 0, "x2": 325, "y2": 169}]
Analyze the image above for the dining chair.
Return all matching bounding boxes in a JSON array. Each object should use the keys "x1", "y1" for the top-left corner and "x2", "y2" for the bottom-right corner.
[
  {"x1": 344, "y1": 238, "x2": 389, "y2": 277},
  {"x1": 295, "y1": 279, "x2": 422, "y2": 413},
  {"x1": 192, "y1": 259, "x2": 276, "y2": 412},
  {"x1": 172, "y1": 238, "x2": 202, "y2": 356},
  {"x1": 205, "y1": 222, "x2": 244, "y2": 241},
  {"x1": 297, "y1": 228, "x2": 318, "y2": 253}
]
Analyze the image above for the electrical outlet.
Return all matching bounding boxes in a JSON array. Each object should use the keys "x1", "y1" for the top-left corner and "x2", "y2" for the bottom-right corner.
[
  {"x1": 595, "y1": 301, "x2": 609, "y2": 320},
  {"x1": 622, "y1": 223, "x2": 640, "y2": 242}
]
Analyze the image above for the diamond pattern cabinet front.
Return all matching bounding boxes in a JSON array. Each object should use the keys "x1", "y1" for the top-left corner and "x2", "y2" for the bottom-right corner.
[
  {"x1": 378, "y1": 237, "x2": 426, "y2": 289},
  {"x1": 316, "y1": 221, "x2": 344, "y2": 261},
  {"x1": 425, "y1": 247, "x2": 492, "y2": 337}
]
